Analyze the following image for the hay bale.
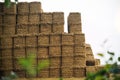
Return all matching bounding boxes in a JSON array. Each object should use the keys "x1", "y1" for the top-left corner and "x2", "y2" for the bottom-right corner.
[
  {"x1": 68, "y1": 13, "x2": 81, "y2": 24},
  {"x1": 13, "y1": 48, "x2": 26, "y2": 58},
  {"x1": 30, "y1": 2, "x2": 41, "y2": 13},
  {"x1": 17, "y1": 2, "x2": 29, "y2": 14},
  {"x1": 38, "y1": 47, "x2": 49, "y2": 58},
  {"x1": 62, "y1": 45, "x2": 73, "y2": 56},
  {"x1": 49, "y1": 67, "x2": 60, "y2": 77},
  {"x1": 26, "y1": 47, "x2": 37, "y2": 56},
  {"x1": 41, "y1": 13, "x2": 52, "y2": 24},
  {"x1": 38, "y1": 68, "x2": 49, "y2": 78},
  {"x1": 86, "y1": 60, "x2": 95, "y2": 66},
  {"x1": 1, "y1": 49, "x2": 12, "y2": 58},
  {"x1": 16, "y1": 25, "x2": 28, "y2": 34},
  {"x1": 38, "y1": 34, "x2": 49, "y2": 46},
  {"x1": 68, "y1": 24, "x2": 82, "y2": 33},
  {"x1": 1, "y1": 58, "x2": 13, "y2": 70},
  {"x1": 86, "y1": 54, "x2": 94, "y2": 60},
  {"x1": 73, "y1": 67, "x2": 86, "y2": 77},
  {"x1": 0, "y1": 25, "x2": 2, "y2": 35},
  {"x1": 61, "y1": 67, "x2": 73, "y2": 78},
  {"x1": 40, "y1": 24, "x2": 52, "y2": 33},
  {"x1": 3, "y1": 3, "x2": 16, "y2": 14},
  {"x1": 14, "y1": 70, "x2": 26, "y2": 78},
  {"x1": 50, "y1": 56, "x2": 61, "y2": 68},
  {"x1": 50, "y1": 34, "x2": 61, "y2": 44},
  {"x1": 0, "y1": 15, "x2": 3, "y2": 24},
  {"x1": 13, "y1": 58, "x2": 23, "y2": 70},
  {"x1": 53, "y1": 12, "x2": 64, "y2": 24},
  {"x1": 14, "y1": 36, "x2": 25, "y2": 48},
  {"x1": 29, "y1": 14, "x2": 40, "y2": 24},
  {"x1": 74, "y1": 45, "x2": 85, "y2": 53},
  {"x1": 0, "y1": 37, "x2": 12, "y2": 48},
  {"x1": 95, "y1": 66, "x2": 104, "y2": 72},
  {"x1": 52, "y1": 24, "x2": 64, "y2": 33},
  {"x1": 26, "y1": 36, "x2": 37, "y2": 47},
  {"x1": 49, "y1": 45, "x2": 61, "y2": 57},
  {"x1": 74, "y1": 54, "x2": 86, "y2": 67},
  {"x1": 62, "y1": 56, "x2": 73, "y2": 67},
  {"x1": 95, "y1": 59, "x2": 100, "y2": 65},
  {"x1": 3, "y1": 25, "x2": 15, "y2": 35},
  {"x1": 28, "y1": 24, "x2": 39, "y2": 34},
  {"x1": 62, "y1": 33, "x2": 74, "y2": 45},
  {"x1": 17, "y1": 15, "x2": 28, "y2": 25},
  {"x1": 86, "y1": 66, "x2": 96, "y2": 74},
  {"x1": 3, "y1": 15, "x2": 16, "y2": 25},
  {"x1": 74, "y1": 33, "x2": 85, "y2": 44}
]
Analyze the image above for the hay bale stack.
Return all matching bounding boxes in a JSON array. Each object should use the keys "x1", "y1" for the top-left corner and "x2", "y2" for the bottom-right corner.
[
  {"x1": 26, "y1": 35, "x2": 37, "y2": 47},
  {"x1": 38, "y1": 47, "x2": 49, "y2": 58},
  {"x1": 62, "y1": 45, "x2": 74, "y2": 56},
  {"x1": 28, "y1": 14, "x2": 40, "y2": 24},
  {"x1": 61, "y1": 67, "x2": 73, "y2": 78},
  {"x1": 68, "y1": 13, "x2": 82, "y2": 33},
  {"x1": 40, "y1": 24, "x2": 52, "y2": 33},
  {"x1": 38, "y1": 34, "x2": 49, "y2": 46},
  {"x1": 86, "y1": 66, "x2": 96, "y2": 74},
  {"x1": 3, "y1": 15, "x2": 16, "y2": 25},
  {"x1": 62, "y1": 56, "x2": 73, "y2": 67},
  {"x1": 3, "y1": 25, "x2": 15, "y2": 35},
  {"x1": 28, "y1": 24, "x2": 39, "y2": 34},
  {"x1": 16, "y1": 25, "x2": 28, "y2": 34},
  {"x1": 95, "y1": 59, "x2": 101, "y2": 65},
  {"x1": 13, "y1": 70, "x2": 26, "y2": 78},
  {"x1": 73, "y1": 66, "x2": 86, "y2": 77},
  {"x1": 86, "y1": 60, "x2": 95, "y2": 66},
  {"x1": 1, "y1": 49, "x2": 12, "y2": 58},
  {"x1": 74, "y1": 33, "x2": 85, "y2": 45},
  {"x1": 40, "y1": 13, "x2": 52, "y2": 24},
  {"x1": 74, "y1": 44, "x2": 85, "y2": 55},
  {"x1": 13, "y1": 48, "x2": 26, "y2": 58},
  {"x1": 17, "y1": 14, "x2": 28, "y2": 25},
  {"x1": 38, "y1": 68, "x2": 49, "y2": 78}
]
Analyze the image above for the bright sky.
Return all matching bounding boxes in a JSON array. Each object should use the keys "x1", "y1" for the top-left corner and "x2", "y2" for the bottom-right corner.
[{"x1": 10, "y1": 0, "x2": 120, "y2": 64}]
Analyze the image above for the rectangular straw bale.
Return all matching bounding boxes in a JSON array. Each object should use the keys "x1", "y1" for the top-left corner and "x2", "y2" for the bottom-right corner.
[
  {"x1": 68, "y1": 13, "x2": 81, "y2": 24},
  {"x1": 49, "y1": 67, "x2": 60, "y2": 77},
  {"x1": 86, "y1": 60, "x2": 95, "y2": 66},
  {"x1": 38, "y1": 34, "x2": 49, "y2": 46},
  {"x1": 0, "y1": 26, "x2": 2, "y2": 35},
  {"x1": 26, "y1": 47, "x2": 37, "y2": 57},
  {"x1": 14, "y1": 36, "x2": 25, "y2": 48},
  {"x1": 1, "y1": 58, "x2": 13, "y2": 70},
  {"x1": 3, "y1": 25, "x2": 15, "y2": 35},
  {"x1": 95, "y1": 59, "x2": 100, "y2": 65},
  {"x1": 40, "y1": 24, "x2": 52, "y2": 33},
  {"x1": 49, "y1": 46, "x2": 61, "y2": 57},
  {"x1": 86, "y1": 54, "x2": 94, "y2": 60},
  {"x1": 50, "y1": 34, "x2": 61, "y2": 44},
  {"x1": 86, "y1": 66, "x2": 96, "y2": 74},
  {"x1": 74, "y1": 33, "x2": 85, "y2": 44},
  {"x1": 17, "y1": 15, "x2": 28, "y2": 25},
  {"x1": 62, "y1": 45, "x2": 74, "y2": 56},
  {"x1": 0, "y1": 37, "x2": 12, "y2": 48},
  {"x1": 13, "y1": 48, "x2": 25, "y2": 58},
  {"x1": 61, "y1": 67, "x2": 73, "y2": 78},
  {"x1": 1, "y1": 49, "x2": 12, "y2": 58},
  {"x1": 53, "y1": 12, "x2": 64, "y2": 24},
  {"x1": 52, "y1": 24, "x2": 64, "y2": 33},
  {"x1": 38, "y1": 47, "x2": 49, "y2": 58},
  {"x1": 41, "y1": 13, "x2": 52, "y2": 24},
  {"x1": 3, "y1": 3, "x2": 16, "y2": 14},
  {"x1": 62, "y1": 56, "x2": 73, "y2": 67},
  {"x1": 38, "y1": 68, "x2": 49, "y2": 78},
  {"x1": 0, "y1": 15, "x2": 3, "y2": 24},
  {"x1": 75, "y1": 45, "x2": 85, "y2": 53},
  {"x1": 26, "y1": 36, "x2": 37, "y2": 47},
  {"x1": 16, "y1": 25, "x2": 28, "y2": 34},
  {"x1": 95, "y1": 66, "x2": 104, "y2": 72},
  {"x1": 14, "y1": 70, "x2": 26, "y2": 78},
  {"x1": 13, "y1": 58, "x2": 23, "y2": 70},
  {"x1": 30, "y1": 2, "x2": 41, "y2": 13},
  {"x1": 62, "y1": 34, "x2": 74, "y2": 45},
  {"x1": 3, "y1": 15, "x2": 16, "y2": 25},
  {"x1": 68, "y1": 24, "x2": 82, "y2": 33},
  {"x1": 29, "y1": 14, "x2": 40, "y2": 24},
  {"x1": 17, "y1": 2, "x2": 29, "y2": 14},
  {"x1": 73, "y1": 67, "x2": 86, "y2": 77},
  {"x1": 50, "y1": 57, "x2": 61, "y2": 68},
  {"x1": 74, "y1": 54, "x2": 86, "y2": 67},
  {"x1": 28, "y1": 25, "x2": 39, "y2": 34},
  {"x1": 0, "y1": 3, "x2": 3, "y2": 14}
]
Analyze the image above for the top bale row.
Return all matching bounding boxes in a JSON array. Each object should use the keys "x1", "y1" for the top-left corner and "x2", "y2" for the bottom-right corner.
[{"x1": 0, "y1": 2, "x2": 42, "y2": 14}]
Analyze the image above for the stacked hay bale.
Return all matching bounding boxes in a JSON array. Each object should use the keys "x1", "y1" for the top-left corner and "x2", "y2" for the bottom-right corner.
[{"x1": 0, "y1": 2, "x2": 102, "y2": 78}]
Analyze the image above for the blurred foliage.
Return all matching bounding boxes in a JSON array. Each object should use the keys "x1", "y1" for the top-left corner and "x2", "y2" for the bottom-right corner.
[
  {"x1": 4, "y1": 0, "x2": 18, "y2": 8},
  {"x1": 85, "y1": 51, "x2": 120, "y2": 80}
]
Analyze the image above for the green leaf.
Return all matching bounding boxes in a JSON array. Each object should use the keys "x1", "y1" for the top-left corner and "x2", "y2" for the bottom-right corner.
[
  {"x1": 118, "y1": 57, "x2": 120, "y2": 62},
  {"x1": 5, "y1": 0, "x2": 11, "y2": 8},
  {"x1": 97, "y1": 53, "x2": 104, "y2": 57},
  {"x1": 109, "y1": 57, "x2": 113, "y2": 61},
  {"x1": 107, "y1": 51, "x2": 114, "y2": 56},
  {"x1": 38, "y1": 60, "x2": 49, "y2": 71}
]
